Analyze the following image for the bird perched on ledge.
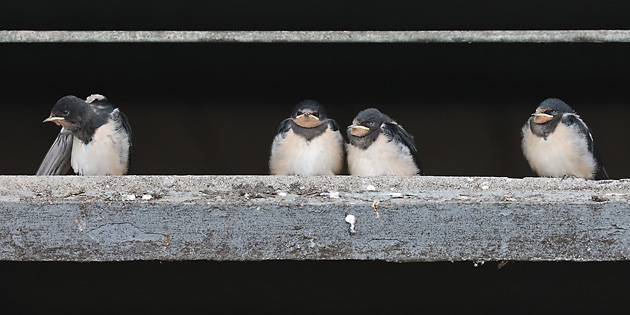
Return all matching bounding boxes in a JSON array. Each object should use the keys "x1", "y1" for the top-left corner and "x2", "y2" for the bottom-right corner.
[
  {"x1": 346, "y1": 108, "x2": 421, "y2": 176},
  {"x1": 37, "y1": 94, "x2": 132, "y2": 176},
  {"x1": 521, "y1": 98, "x2": 608, "y2": 180},
  {"x1": 269, "y1": 100, "x2": 344, "y2": 175}
]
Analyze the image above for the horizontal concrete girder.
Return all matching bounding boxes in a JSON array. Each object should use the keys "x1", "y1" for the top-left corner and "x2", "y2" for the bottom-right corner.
[
  {"x1": 3, "y1": 30, "x2": 630, "y2": 43},
  {"x1": 0, "y1": 176, "x2": 629, "y2": 262}
]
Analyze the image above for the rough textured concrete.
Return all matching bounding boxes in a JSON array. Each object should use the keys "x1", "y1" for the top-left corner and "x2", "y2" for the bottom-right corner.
[
  {"x1": 3, "y1": 30, "x2": 630, "y2": 43},
  {"x1": 0, "y1": 175, "x2": 629, "y2": 262}
]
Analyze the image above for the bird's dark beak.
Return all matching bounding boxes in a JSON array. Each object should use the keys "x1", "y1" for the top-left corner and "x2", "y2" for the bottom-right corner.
[
  {"x1": 43, "y1": 116, "x2": 65, "y2": 126},
  {"x1": 349, "y1": 124, "x2": 370, "y2": 137},
  {"x1": 532, "y1": 113, "x2": 553, "y2": 124}
]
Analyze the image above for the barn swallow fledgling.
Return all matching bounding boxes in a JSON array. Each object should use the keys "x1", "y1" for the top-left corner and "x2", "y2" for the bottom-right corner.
[
  {"x1": 521, "y1": 98, "x2": 608, "y2": 180},
  {"x1": 36, "y1": 94, "x2": 132, "y2": 176},
  {"x1": 346, "y1": 108, "x2": 421, "y2": 176},
  {"x1": 269, "y1": 100, "x2": 344, "y2": 175}
]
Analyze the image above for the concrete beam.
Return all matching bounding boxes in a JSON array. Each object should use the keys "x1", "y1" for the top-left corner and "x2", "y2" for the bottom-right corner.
[
  {"x1": 3, "y1": 30, "x2": 630, "y2": 43},
  {"x1": 1, "y1": 176, "x2": 629, "y2": 262}
]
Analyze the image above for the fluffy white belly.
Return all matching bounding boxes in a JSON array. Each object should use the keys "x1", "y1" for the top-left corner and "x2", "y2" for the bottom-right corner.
[
  {"x1": 521, "y1": 123, "x2": 596, "y2": 179},
  {"x1": 71, "y1": 122, "x2": 130, "y2": 176},
  {"x1": 269, "y1": 128, "x2": 343, "y2": 175},
  {"x1": 347, "y1": 134, "x2": 418, "y2": 176}
]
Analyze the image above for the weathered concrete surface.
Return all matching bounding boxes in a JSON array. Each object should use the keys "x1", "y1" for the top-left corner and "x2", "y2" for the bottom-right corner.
[
  {"x1": 3, "y1": 30, "x2": 630, "y2": 43},
  {"x1": 0, "y1": 175, "x2": 629, "y2": 262}
]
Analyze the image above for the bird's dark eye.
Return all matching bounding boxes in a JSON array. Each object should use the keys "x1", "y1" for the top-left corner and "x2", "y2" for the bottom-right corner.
[
  {"x1": 62, "y1": 110, "x2": 70, "y2": 116},
  {"x1": 312, "y1": 112, "x2": 320, "y2": 117},
  {"x1": 296, "y1": 111, "x2": 303, "y2": 116}
]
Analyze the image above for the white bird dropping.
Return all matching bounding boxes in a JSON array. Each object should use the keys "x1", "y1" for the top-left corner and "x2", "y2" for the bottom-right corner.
[{"x1": 345, "y1": 214, "x2": 357, "y2": 234}]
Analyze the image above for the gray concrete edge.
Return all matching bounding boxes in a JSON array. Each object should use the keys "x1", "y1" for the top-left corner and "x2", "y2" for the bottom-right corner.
[
  {"x1": 3, "y1": 30, "x2": 630, "y2": 43},
  {"x1": 1, "y1": 175, "x2": 629, "y2": 262}
]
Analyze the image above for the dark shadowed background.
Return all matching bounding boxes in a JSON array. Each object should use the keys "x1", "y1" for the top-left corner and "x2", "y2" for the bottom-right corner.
[
  {"x1": 1, "y1": 1, "x2": 630, "y2": 177},
  {"x1": 3, "y1": 43, "x2": 630, "y2": 177},
  {"x1": 2, "y1": 0, "x2": 630, "y2": 313}
]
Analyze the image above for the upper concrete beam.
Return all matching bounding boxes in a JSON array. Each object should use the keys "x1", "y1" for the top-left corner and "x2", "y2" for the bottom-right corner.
[
  {"x1": 3, "y1": 30, "x2": 630, "y2": 43},
  {"x1": 1, "y1": 176, "x2": 629, "y2": 262}
]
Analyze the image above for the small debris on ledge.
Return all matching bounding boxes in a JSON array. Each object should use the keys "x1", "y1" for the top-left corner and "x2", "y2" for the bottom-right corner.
[{"x1": 0, "y1": 175, "x2": 629, "y2": 262}]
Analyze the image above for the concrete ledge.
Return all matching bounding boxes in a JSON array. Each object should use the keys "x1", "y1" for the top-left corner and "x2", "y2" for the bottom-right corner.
[
  {"x1": 1, "y1": 176, "x2": 629, "y2": 262},
  {"x1": 3, "y1": 30, "x2": 630, "y2": 43}
]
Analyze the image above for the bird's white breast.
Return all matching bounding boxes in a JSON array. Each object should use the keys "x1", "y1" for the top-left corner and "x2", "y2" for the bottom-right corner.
[
  {"x1": 521, "y1": 122, "x2": 597, "y2": 179},
  {"x1": 71, "y1": 120, "x2": 130, "y2": 176},
  {"x1": 347, "y1": 134, "x2": 418, "y2": 176},
  {"x1": 269, "y1": 127, "x2": 344, "y2": 175}
]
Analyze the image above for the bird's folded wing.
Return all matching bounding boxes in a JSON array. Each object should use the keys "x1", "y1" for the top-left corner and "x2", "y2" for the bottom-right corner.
[
  {"x1": 382, "y1": 122, "x2": 424, "y2": 175},
  {"x1": 36, "y1": 129, "x2": 73, "y2": 175},
  {"x1": 327, "y1": 119, "x2": 340, "y2": 132},
  {"x1": 382, "y1": 122, "x2": 417, "y2": 153},
  {"x1": 112, "y1": 108, "x2": 132, "y2": 141},
  {"x1": 563, "y1": 114, "x2": 609, "y2": 180},
  {"x1": 277, "y1": 118, "x2": 292, "y2": 136}
]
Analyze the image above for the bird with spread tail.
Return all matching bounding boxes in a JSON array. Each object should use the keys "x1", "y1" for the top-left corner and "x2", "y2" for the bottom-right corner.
[{"x1": 37, "y1": 94, "x2": 132, "y2": 176}]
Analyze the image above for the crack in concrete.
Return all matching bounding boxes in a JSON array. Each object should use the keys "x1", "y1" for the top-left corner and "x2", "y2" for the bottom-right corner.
[{"x1": 86, "y1": 223, "x2": 167, "y2": 244}]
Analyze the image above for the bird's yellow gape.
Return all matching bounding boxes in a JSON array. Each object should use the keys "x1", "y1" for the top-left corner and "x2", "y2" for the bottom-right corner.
[
  {"x1": 294, "y1": 113, "x2": 321, "y2": 128},
  {"x1": 532, "y1": 113, "x2": 553, "y2": 124},
  {"x1": 349, "y1": 124, "x2": 370, "y2": 137},
  {"x1": 43, "y1": 116, "x2": 68, "y2": 128}
]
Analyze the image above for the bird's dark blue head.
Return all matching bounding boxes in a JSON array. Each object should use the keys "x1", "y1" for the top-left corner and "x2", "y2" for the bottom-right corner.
[
  {"x1": 44, "y1": 95, "x2": 92, "y2": 131},
  {"x1": 348, "y1": 108, "x2": 392, "y2": 138},
  {"x1": 529, "y1": 98, "x2": 575, "y2": 138},
  {"x1": 43, "y1": 94, "x2": 113, "y2": 143},
  {"x1": 291, "y1": 100, "x2": 328, "y2": 128},
  {"x1": 532, "y1": 98, "x2": 575, "y2": 124}
]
